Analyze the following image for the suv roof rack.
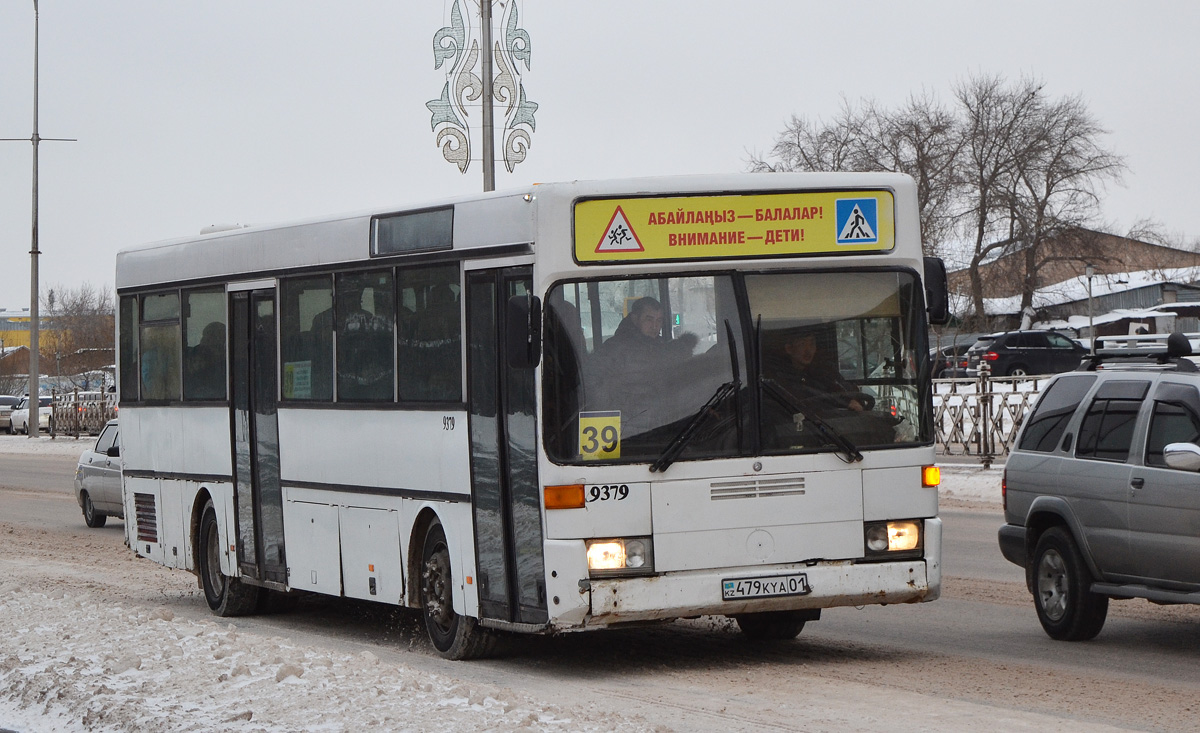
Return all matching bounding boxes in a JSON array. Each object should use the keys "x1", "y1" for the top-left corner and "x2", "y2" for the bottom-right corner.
[{"x1": 1081, "y1": 332, "x2": 1199, "y2": 372}]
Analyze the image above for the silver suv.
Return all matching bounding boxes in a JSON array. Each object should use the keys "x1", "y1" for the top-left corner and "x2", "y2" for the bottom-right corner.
[{"x1": 999, "y1": 333, "x2": 1200, "y2": 640}]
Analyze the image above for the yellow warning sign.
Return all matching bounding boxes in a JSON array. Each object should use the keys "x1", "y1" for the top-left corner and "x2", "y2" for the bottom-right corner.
[{"x1": 574, "y1": 190, "x2": 895, "y2": 263}]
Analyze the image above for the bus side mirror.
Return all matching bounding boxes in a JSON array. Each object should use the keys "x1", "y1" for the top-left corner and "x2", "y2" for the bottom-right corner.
[
  {"x1": 924, "y1": 257, "x2": 951, "y2": 326},
  {"x1": 506, "y1": 294, "x2": 542, "y2": 369}
]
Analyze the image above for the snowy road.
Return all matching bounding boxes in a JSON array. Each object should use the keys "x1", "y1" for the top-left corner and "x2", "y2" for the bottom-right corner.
[{"x1": 2, "y1": 438, "x2": 1200, "y2": 731}]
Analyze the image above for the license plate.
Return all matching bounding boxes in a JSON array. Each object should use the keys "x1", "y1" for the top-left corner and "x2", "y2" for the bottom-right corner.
[{"x1": 722, "y1": 573, "x2": 810, "y2": 600}]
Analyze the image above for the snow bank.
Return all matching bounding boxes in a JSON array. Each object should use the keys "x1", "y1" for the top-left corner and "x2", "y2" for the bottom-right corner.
[
  {"x1": 937, "y1": 464, "x2": 1003, "y2": 505},
  {"x1": 0, "y1": 433, "x2": 93, "y2": 457},
  {"x1": 0, "y1": 585, "x2": 647, "y2": 732}
]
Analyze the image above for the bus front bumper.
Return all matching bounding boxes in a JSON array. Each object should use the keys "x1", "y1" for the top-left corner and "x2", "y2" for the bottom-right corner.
[{"x1": 584, "y1": 556, "x2": 937, "y2": 626}]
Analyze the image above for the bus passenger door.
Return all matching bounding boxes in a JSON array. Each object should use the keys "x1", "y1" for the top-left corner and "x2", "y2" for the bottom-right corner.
[
  {"x1": 466, "y1": 268, "x2": 548, "y2": 626},
  {"x1": 230, "y1": 289, "x2": 287, "y2": 586}
]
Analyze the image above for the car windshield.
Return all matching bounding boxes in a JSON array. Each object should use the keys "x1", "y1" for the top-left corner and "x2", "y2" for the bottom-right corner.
[{"x1": 542, "y1": 269, "x2": 931, "y2": 465}]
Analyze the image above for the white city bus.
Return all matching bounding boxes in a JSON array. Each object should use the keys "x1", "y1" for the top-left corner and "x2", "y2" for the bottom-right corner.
[{"x1": 117, "y1": 173, "x2": 949, "y2": 658}]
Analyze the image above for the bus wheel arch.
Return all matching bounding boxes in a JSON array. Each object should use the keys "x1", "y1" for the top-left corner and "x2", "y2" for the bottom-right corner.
[
  {"x1": 197, "y1": 498, "x2": 260, "y2": 617},
  {"x1": 189, "y1": 489, "x2": 216, "y2": 579},
  {"x1": 407, "y1": 508, "x2": 442, "y2": 608},
  {"x1": 415, "y1": 516, "x2": 496, "y2": 659}
]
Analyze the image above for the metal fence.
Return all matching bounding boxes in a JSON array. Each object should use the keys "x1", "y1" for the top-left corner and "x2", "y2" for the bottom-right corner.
[
  {"x1": 50, "y1": 390, "x2": 117, "y2": 437},
  {"x1": 933, "y1": 368, "x2": 1051, "y2": 466}
]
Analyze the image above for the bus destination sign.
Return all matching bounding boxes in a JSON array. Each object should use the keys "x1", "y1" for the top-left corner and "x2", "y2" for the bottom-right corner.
[{"x1": 574, "y1": 190, "x2": 895, "y2": 263}]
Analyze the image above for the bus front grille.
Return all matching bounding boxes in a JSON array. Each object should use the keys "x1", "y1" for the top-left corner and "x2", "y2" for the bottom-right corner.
[
  {"x1": 134, "y1": 493, "x2": 158, "y2": 543},
  {"x1": 710, "y1": 477, "x2": 806, "y2": 501}
]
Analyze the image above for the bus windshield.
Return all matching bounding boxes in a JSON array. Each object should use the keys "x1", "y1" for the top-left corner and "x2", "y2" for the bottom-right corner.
[{"x1": 543, "y1": 269, "x2": 930, "y2": 465}]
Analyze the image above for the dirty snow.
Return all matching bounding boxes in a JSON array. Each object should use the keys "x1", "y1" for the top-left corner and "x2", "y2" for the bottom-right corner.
[
  {"x1": 0, "y1": 434, "x2": 95, "y2": 457},
  {"x1": 0, "y1": 433, "x2": 1005, "y2": 732},
  {"x1": 0, "y1": 587, "x2": 643, "y2": 732}
]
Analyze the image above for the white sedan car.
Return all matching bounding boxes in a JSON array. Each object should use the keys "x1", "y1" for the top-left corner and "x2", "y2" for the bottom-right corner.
[
  {"x1": 10, "y1": 395, "x2": 52, "y2": 434},
  {"x1": 0, "y1": 395, "x2": 19, "y2": 433},
  {"x1": 74, "y1": 419, "x2": 124, "y2": 528}
]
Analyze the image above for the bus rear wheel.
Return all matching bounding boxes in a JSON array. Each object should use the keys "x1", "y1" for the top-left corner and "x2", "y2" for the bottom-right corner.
[
  {"x1": 198, "y1": 502, "x2": 260, "y2": 617},
  {"x1": 733, "y1": 609, "x2": 819, "y2": 640},
  {"x1": 420, "y1": 521, "x2": 496, "y2": 660}
]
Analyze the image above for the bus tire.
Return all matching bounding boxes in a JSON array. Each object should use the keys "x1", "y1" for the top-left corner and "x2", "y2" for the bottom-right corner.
[
  {"x1": 82, "y1": 493, "x2": 107, "y2": 528},
  {"x1": 420, "y1": 521, "x2": 496, "y2": 660},
  {"x1": 198, "y1": 502, "x2": 260, "y2": 617},
  {"x1": 733, "y1": 610, "x2": 816, "y2": 640},
  {"x1": 1032, "y1": 526, "x2": 1108, "y2": 640}
]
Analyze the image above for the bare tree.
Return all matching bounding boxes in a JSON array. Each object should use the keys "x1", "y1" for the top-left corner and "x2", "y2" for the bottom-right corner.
[
  {"x1": 1006, "y1": 93, "x2": 1126, "y2": 311},
  {"x1": 749, "y1": 93, "x2": 961, "y2": 257},
  {"x1": 753, "y1": 72, "x2": 1125, "y2": 327},
  {"x1": 0, "y1": 361, "x2": 27, "y2": 397},
  {"x1": 953, "y1": 74, "x2": 1049, "y2": 322},
  {"x1": 40, "y1": 283, "x2": 115, "y2": 389}
]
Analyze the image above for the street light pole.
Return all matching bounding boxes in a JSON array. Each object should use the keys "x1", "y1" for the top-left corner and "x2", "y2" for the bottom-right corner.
[
  {"x1": 1086, "y1": 263, "x2": 1096, "y2": 354},
  {"x1": 426, "y1": 0, "x2": 537, "y2": 191},
  {"x1": 479, "y1": 0, "x2": 495, "y2": 192},
  {"x1": 1, "y1": 1, "x2": 77, "y2": 435},
  {"x1": 28, "y1": 0, "x2": 41, "y2": 426}
]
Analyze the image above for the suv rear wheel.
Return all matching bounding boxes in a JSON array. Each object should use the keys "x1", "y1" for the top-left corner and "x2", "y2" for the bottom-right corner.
[{"x1": 1031, "y1": 526, "x2": 1108, "y2": 640}]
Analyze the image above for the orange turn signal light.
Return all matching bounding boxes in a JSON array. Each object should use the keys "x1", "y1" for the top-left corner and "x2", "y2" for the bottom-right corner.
[
  {"x1": 544, "y1": 484, "x2": 585, "y2": 510},
  {"x1": 922, "y1": 465, "x2": 941, "y2": 488}
]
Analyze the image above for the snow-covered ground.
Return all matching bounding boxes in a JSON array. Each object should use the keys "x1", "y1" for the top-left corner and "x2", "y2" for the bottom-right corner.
[
  {"x1": 0, "y1": 434, "x2": 1003, "y2": 731},
  {"x1": 0, "y1": 588, "x2": 642, "y2": 732},
  {"x1": 0, "y1": 433, "x2": 96, "y2": 456}
]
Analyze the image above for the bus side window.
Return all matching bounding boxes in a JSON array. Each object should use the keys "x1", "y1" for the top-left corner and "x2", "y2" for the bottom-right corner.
[
  {"x1": 281, "y1": 276, "x2": 333, "y2": 401},
  {"x1": 140, "y1": 292, "x2": 181, "y2": 402},
  {"x1": 335, "y1": 270, "x2": 395, "y2": 402},
  {"x1": 182, "y1": 287, "x2": 227, "y2": 401},
  {"x1": 398, "y1": 264, "x2": 462, "y2": 402}
]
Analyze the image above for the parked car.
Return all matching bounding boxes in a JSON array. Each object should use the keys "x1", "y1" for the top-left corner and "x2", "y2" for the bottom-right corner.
[
  {"x1": 10, "y1": 395, "x2": 53, "y2": 434},
  {"x1": 0, "y1": 395, "x2": 20, "y2": 433},
  {"x1": 999, "y1": 333, "x2": 1200, "y2": 640},
  {"x1": 74, "y1": 419, "x2": 123, "y2": 528},
  {"x1": 930, "y1": 344, "x2": 971, "y2": 379},
  {"x1": 966, "y1": 330, "x2": 1087, "y2": 377}
]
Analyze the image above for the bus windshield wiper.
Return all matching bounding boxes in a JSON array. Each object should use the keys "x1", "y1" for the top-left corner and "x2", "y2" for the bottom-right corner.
[
  {"x1": 651, "y1": 320, "x2": 743, "y2": 474},
  {"x1": 650, "y1": 380, "x2": 739, "y2": 473},
  {"x1": 760, "y1": 378, "x2": 863, "y2": 463}
]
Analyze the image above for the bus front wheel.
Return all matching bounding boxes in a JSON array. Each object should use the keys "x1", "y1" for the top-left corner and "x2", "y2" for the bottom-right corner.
[
  {"x1": 733, "y1": 609, "x2": 819, "y2": 640},
  {"x1": 198, "y1": 502, "x2": 260, "y2": 617},
  {"x1": 420, "y1": 521, "x2": 496, "y2": 660}
]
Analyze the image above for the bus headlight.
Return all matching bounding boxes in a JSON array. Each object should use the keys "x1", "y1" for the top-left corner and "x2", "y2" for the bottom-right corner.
[
  {"x1": 864, "y1": 520, "x2": 923, "y2": 557},
  {"x1": 586, "y1": 537, "x2": 654, "y2": 576}
]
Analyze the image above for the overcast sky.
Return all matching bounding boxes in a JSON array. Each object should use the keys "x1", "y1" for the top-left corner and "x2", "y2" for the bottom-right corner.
[{"x1": 1, "y1": 1, "x2": 1197, "y2": 307}]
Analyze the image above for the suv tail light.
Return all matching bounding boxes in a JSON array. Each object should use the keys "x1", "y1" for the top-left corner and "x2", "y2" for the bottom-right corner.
[
  {"x1": 1002, "y1": 468, "x2": 1007, "y2": 510},
  {"x1": 983, "y1": 351, "x2": 999, "y2": 361}
]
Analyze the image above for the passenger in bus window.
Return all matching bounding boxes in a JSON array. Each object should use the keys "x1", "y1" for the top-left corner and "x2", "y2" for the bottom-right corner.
[
  {"x1": 187, "y1": 322, "x2": 226, "y2": 399},
  {"x1": 768, "y1": 328, "x2": 868, "y2": 414},
  {"x1": 602, "y1": 297, "x2": 697, "y2": 357},
  {"x1": 591, "y1": 297, "x2": 704, "y2": 442},
  {"x1": 331, "y1": 280, "x2": 394, "y2": 401}
]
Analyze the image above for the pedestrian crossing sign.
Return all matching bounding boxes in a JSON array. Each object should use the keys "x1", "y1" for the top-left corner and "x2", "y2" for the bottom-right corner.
[{"x1": 835, "y1": 199, "x2": 878, "y2": 245}]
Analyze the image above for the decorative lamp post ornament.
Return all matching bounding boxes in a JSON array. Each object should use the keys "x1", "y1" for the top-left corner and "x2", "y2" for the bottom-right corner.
[{"x1": 427, "y1": 0, "x2": 537, "y2": 191}]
